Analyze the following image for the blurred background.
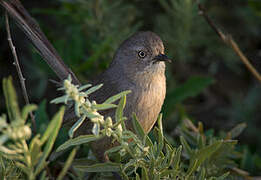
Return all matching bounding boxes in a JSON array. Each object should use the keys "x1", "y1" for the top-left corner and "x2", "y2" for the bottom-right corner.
[{"x1": 0, "y1": 0, "x2": 261, "y2": 175}]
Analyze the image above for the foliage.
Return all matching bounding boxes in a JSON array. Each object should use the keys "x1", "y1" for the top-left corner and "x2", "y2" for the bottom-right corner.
[
  {"x1": 51, "y1": 77, "x2": 247, "y2": 179},
  {"x1": 0, "y1": 77, "x2": 250, "y2": 179},
  {"x1": 0, "y1": 77, "x2": 67, "y2": 179},
  {"x1": 1, "y1": 0, "x2": 261, "y2": 178}
]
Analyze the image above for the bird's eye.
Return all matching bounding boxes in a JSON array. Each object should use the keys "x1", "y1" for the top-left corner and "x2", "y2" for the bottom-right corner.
[{"x1": 138, "y1": 51, "x2": 146, "y2": 58}]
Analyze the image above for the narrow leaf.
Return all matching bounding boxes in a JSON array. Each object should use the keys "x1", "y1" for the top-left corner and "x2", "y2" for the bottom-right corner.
[
  {"x1": 141, "y1": 166, "x2": 149, "y2": 180},
  {"x1": 15, "y1": 162, "x2": 30, "y2": 176},
  {"x1": 85, "y1": 84, "x2": 103, "y2": 95},
  {"x1": 104, "y1": 90, "x2": 131, "y2": 104},
  {"x1": 78, "y1": 84, "x2": 92, "y2": 91},
  {"x1": 157, "y1": 114, "x2": 164, "y2": 154},
  {"x1": 40, "y1": 106, "x2": 64, "y2": 145},
  {"x1": 172, "y1": 146, "x2": 182, "y2": 170},
  {"x1": 75, "y1": 162, "x2": 120, "y2": 172},
  {"x1": 186, "y1": 159, "x2": 198, "y2": 177},
  {"x1": 105, "y1": 145, "x2": 122, "y2": 155},
  {"x1": 116, "y1": 95, "x2": 126, "y2": 122},
  {"x1": 195, "y1": 140, "x2": 223, "y2": 167},
  {"x1": 92, "y1": 103, "x2": 117, "y2": 110},
  {"x1": 50, "y1": 95, "x2": 69, "y2": 104},
  {"x1": 69, "y1": 116, "x2": 86, "y2": 138},
  {"x1": 180, "y1": 136, "x2": 192, "y2": 157},
  {"x1": 56, "y1": 135, "x2": 101, "y2": 152},
  {"x1": 21, "y1": 104, "x2": 37, "y2": 120},
  {"x1": 57, "y1": 148, "x2": 77, "y2": 180},
  {"x1": 35, "y1": 107, "x2": 65, "y2": 175},
  {"x1": 2, "y1": 77, "x2": 21, "y2": 122},
  {"x1": 229, "y1": 123, "x2": 247, "y2": 139},
  {"x1": 29, "y1": 134, "x2": 42, "y2": 166},
  {"x1": 132, "y1": 113, "x2": 145, "y2": 140}
]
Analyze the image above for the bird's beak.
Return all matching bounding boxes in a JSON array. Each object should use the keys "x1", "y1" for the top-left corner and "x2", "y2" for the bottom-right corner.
[{"x1": 153, "y1": 54, "x2": 172, "y2": 63}]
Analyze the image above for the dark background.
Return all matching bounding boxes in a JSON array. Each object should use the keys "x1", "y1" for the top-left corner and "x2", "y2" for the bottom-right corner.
[{"x1": 0, "y1": 0, "x2": 261, "y2": 175}]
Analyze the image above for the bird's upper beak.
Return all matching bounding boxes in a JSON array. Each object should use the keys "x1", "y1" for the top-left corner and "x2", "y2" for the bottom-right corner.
[{"x1": 153, "y1": 54, "x2": 172, "y2": 63}]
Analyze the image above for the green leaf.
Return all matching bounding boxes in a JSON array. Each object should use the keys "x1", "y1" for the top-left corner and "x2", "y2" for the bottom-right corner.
[
  {"x1": 229, "y1": 123, "x2": 247, "y2": 139},
  {"x1": 50, "y1": 95, "x2": 69, "y2": 104},
  {"x1": 216, "y1": 172, "x2": 230, "y2": 180},
  {"x1": 165, "y1": 144, "x2": 175, "y2": 168},
  {"x1": 164, "y1": 76, "x2": 214, "y2": 116},
  {"x1": 29, "y1": 134, "x2": 42, "y2": 166},
  {"x1": 68, "y1": 116, "x2": 86, "y2": 138},
  {"x1": 21, "y1": 104, "x2": 37, "y2": 120},
  {"x1": 116, "y1": 95, "x2": 127, "y2": 130},
  {"x1": 0, "y1": 146, "x2": 19, "y2": 155},
  {"x1": 105, "y1": 145, "x2": 123, "y2": 155},
  {"x1": 186, "y1": 159, "x2": 199, "y2": 177},
  {"x1": 15, "y1": 162, "x2": 30, "y2": 176},
  {"x1": 92, "y1": 123, "x2": 100, "y2": 136},
  {"x1": 74, "y1": 162, "x2": 121, "y2": 172},
  {"x1": 132, "y1": 114, "x2": 153, "y2": 147},
  {"x1": 132, "y1": 113, "x2": 145, "y2": 140},
  {"x1": 116, "y1": 95, "x2": 126, "y2": 122},
  {"x1": 71, "y1": 158, "x2": 97, "y2": 167},
  {"x1": 57, "y1": 147, "x2": 77, "y2": 180},
  {"x1": 85, "y1": 84, "x2": 103, "y2": 95},
  {"x1": 104, "y1": 90, "x2": 131, "y2": 104},
  {"x1": 39, "y1": 106, "x2": 63, "y2": 145},
  {"x1": 39, "y1": 171, "x2": 47, "y2": 180},
  {"x1": 172, "y1": 146, "x2": 182, "y2": 170},
  {"x1": 170, "y1": 76, "x2": 214, "y2": 104},
  {"x1": 78, "y1": 84, "x2": 92, "y2": 91},
  {"x1": 141, "y1": 166, "x2": 149, "y2": 180},
  {"x1": 35, "y1": 106, "x2": 65, "y2": 175},
  {"x1": 92, "y1": 103, "x2": 117, "y2": 110},
  {"x1": 198, "y1": 167, "x2": 206, "y2": 180},
  {"x1": 0, "y1": 135, "x2": 8, "y2": 146},
  {"x1": 35, "y1": 100, "x2": 49, "y2": 135},
  {"x1": 136, "y1": 173, "x2": 141, "y2": 180},
  {"x1": 187, "y1": 140, "x2": 223, "y2": 176},
  {"x1": 2, "y1": 77, "x2": 21, "y2": 122},
  {"x1": 195, "y1": 140, "x2": 223, "y2": 166},
  {"x1": 157, "y1": 114, "x2": 164, "y2": 155},
  {"x1": 160, "y1": 169, "x2": 178, "y2": 177},
  {"x1": 180, "y1": 136, "x2": 192, "y2": 157},
  {"x1": 56, "y1": 134, "x2": 101, "y2": 152}
]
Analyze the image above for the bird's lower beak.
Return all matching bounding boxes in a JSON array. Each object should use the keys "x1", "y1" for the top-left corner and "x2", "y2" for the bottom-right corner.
[{"x1": 153, "y1": 54, "x2": 172, "y2": 63}]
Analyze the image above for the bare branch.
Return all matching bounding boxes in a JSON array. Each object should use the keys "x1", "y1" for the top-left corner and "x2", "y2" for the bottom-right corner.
[
  {"x1": 196, "y1": 2, "x2": 261, "y2": 83},
  {"x1": 5, "y1": 12, "x2": 37, "y2": 133}
]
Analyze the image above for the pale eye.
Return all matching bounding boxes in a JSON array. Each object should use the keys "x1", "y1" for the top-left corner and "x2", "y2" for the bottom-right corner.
[{"x1": 138, "y1": 51, "x2": 146, "y2": 58}]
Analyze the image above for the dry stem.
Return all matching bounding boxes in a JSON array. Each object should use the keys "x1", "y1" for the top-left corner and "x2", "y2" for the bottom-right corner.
[
  {"x1": 5, "y1": 12, "x2": 37, "y2": 133},
  {"x1": 197, "y1": 2, "x2": 261, "y2": 83}
]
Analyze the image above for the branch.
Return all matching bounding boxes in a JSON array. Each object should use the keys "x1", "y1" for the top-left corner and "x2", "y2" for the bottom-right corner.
[
  {"x1": 1, "y1": 0, "x2": 80, "y2": 85},
  {"x1": 197, "y1": 2, "x2": 261, "y2": 83},
  {"x1": 5, "y1": 12, "x2": 37, "y2": 133}
]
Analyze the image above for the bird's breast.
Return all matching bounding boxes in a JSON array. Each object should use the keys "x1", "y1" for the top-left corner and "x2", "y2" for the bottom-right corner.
[{"x1": 125, "y1": 74, "x2": 166, "y2": 133}]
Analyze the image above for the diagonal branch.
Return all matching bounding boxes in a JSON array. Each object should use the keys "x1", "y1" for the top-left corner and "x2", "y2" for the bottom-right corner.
[
  {"x1": 196, "y1": 2, "x2": 261, "y2": 83},
  {"x1": 5, "y1": 12, "x2": 37, "y2": 133},
  {"x1": 1, "y1": 0, "x2": 80, "y2": 85}
]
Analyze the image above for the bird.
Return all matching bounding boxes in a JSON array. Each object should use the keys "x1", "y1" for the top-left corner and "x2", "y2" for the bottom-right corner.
[{"x1": 1, "y1": 0, "x2": 171, "y2": 161}]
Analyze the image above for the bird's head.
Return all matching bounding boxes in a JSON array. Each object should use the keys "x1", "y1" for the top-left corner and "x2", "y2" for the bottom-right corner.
[{"x1": 111, "y1": 31, "x2": 171, "y2": 81}]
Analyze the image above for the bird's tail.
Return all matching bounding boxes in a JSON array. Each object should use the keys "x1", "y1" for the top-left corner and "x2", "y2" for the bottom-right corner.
[{"x1": 0, "y1": 0, "x2": 80, "y2": 85}]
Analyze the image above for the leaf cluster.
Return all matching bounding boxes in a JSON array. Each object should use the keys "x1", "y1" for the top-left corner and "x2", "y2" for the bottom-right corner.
[
  {"x1": 0, "y1": 77, "x2": 69, "y2": 180},
  {"x1": 0, "y1": 77, "x2": 249, "y2": 179}
]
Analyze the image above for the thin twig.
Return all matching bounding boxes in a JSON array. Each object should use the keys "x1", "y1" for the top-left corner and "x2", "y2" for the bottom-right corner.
[
  {"x1": 196, "y1": 2, "x2": 261, "y2": 83},
  {"x1": 5, "y1": 12, "x2": 37, "y2": 133}
]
